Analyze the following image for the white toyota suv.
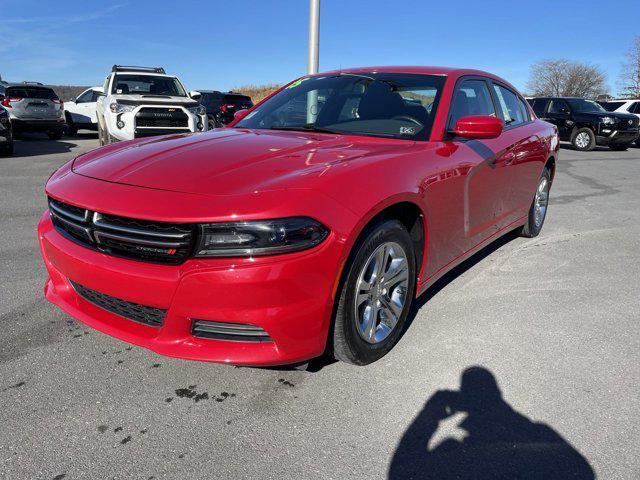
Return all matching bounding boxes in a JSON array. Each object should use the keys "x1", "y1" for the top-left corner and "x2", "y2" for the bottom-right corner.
[{"x1": 96, "y1": 65, "x2": 207, "y2": 144}]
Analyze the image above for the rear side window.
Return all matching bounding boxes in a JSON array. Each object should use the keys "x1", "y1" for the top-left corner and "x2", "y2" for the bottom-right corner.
[
  {"x1": 449, "y1": 79, "x2": 496, "y2": 127},
  {"x1": 492, "y1": 84, "x2": 526, "y2": 126},
  {"x1": 518, "y1": 97, "x2": 531, "y2": 121},
  {"x1": 548, "y1": 99, "x2": 570, "y2": 114},
  {"x1": 6, "y1": 87, "x2": 58, "y2": 99},
  {"x1": 224, "y1": 95, "x2": 252, "y2": 105},
  {"x1": 631, "y1": 102, "x2": 640, "y2": 113},
  {"x1": 530, "y1": 99, "x2": 548, "y2": 116}
]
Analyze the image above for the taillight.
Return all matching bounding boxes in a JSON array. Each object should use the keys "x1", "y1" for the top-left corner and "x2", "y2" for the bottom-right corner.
[
  {"x1": 1, "y1": 97, "x2": 22, "y2": 108},
  {"x1": 220, "y1": 104, "x2": 235, "y2": 112},
  {"x1": 53, "y1": 98, "x2": 63, "y2": 109}
]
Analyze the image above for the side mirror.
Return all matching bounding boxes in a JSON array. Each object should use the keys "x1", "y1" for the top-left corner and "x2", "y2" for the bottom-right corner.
[
  {"x1": 451, "y1": 115, "x2": 503, "y2": 139},
  {"x1": 233, "y1": 109, "x2": 250, "y2": 122},
  {"x1": 189, "y1": 90, "x2": 202, "y2": 100}
]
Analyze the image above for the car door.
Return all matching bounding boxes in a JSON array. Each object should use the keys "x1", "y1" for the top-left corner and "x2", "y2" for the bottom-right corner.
[
  {"x1": 541, "y1": 98, "x2": 572, "y2": 138},
  {"x1": 491, "y1": 83, "x2": 546, "y2": 221},
  {"x1": 71, "y1": 89, "x2": 96, "y2": 124},
  {"x1": 445, "y1": 77, "x2": 512, "y2": 248}
]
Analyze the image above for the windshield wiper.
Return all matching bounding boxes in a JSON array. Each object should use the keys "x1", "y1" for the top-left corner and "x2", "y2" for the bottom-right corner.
[{"x1": 270, "y1": 124, "x2": 341, "y2": 134}]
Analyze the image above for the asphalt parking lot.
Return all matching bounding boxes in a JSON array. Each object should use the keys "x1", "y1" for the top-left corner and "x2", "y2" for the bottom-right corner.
[{"x1": 1, "y1": 133, "x2": 639, "y2": 479}]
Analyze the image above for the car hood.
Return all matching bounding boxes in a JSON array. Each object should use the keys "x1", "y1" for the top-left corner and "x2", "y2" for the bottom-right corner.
[
  {"x1": 110, "y1": 94, "x2": 198, "y2": 106},
  {"x1": 71, "y1": 128, "x2": 417, "y2": 196},
  {"x1": 581, "y1": 111, "x2": 638, "y2": 122}
]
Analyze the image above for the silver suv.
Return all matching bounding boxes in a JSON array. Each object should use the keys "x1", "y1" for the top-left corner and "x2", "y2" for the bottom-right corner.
[{"x1": 0, "y1": 82, "x2": 65, "y2": 139}]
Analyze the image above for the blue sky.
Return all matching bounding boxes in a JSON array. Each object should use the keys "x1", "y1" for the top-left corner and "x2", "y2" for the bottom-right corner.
[{"x1": 1, "y1": 0, "x2": 638, "y2": 95}]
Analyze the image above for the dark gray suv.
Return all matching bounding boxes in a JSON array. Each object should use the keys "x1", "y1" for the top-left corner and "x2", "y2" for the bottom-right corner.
[{"x1": 0, "y1": 82, "x2": 65, "y2": 139}]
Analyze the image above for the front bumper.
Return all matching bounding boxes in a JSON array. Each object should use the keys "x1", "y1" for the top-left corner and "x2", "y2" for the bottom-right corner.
[
  {"x1": 596, "y1": 126, "x2": 639, "y2": 145},
  {"x1": 10, "y1": 118, "x2": 65, "y2": 132},
  {"x1": 38, "y1": 211, "x2": 342, "y2": 366},
  {"x1": 107, "y1": 108, "x2": 207, "y2": 142}
]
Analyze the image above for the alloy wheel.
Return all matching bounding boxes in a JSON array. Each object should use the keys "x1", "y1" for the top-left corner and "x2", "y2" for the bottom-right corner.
[
  {"x1": 534, "y1": 176, "x2": 550, "y2": 228},
  {"x1": 354, "y1": 242, "x2": 409, "y2": 344},
  {"x1": 575, "y1": 132, "x2": 590, "y2": 149}
]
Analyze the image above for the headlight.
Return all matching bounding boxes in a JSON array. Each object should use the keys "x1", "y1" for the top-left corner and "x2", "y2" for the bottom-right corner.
[
  {"x1": 188, "y1": 105, "x2": 206, "y2": 116},
  {"x1": 195, "y1": 217, "x2": 329, "y2": 257},
  {"x1": 601, "y1": 116, "x2": 615, "y2": 125},
  {"x1": 109, "y1": 102, "x2": 134, "y2": 114}
]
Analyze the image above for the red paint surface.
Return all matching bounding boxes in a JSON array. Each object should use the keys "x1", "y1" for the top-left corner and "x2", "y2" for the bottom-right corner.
[{"x1": 39, "y1": 66, "x2": 558, "y2": 365}]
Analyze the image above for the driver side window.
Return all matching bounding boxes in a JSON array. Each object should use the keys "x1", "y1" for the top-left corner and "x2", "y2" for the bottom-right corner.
[
  {"x1": 76, "y1": 90, "x2": 94, "y2": 103},
  {"x1": 449, "y1": 79, "x2": 496, "y2": 128}
]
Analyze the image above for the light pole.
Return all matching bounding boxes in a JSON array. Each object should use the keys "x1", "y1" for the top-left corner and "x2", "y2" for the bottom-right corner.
[
  {"x1": 307, "y1": 0, "x2": 320, "y2": 123},
  {"x1": 307, "y1": 0, "x2": 320, "y2": 75}
]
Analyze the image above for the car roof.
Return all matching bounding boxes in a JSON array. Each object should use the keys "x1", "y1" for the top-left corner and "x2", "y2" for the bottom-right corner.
[
  {"x1": 197, "y1": 90, "x2": 249, "y2": 95},
  {"x1": 314, "y1": 66, "x2": 521, "y2": 92}
]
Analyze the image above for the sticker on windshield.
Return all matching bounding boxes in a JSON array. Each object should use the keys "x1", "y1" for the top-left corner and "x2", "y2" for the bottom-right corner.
[
  {"x1": 399, "y1": 126, "x2": 415, "y2": 135},
  {"x1": 286, "y1": 77, "x2": 309, "y2": 89}
]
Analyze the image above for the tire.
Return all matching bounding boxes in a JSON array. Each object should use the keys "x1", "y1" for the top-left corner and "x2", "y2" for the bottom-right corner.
[
  {"x1": 98, "y1": 120, "x2": 106, "y2": 146},
  {"x1": 609, "y1": 142, "x2": 632, "y2": 151},
  {"x1": 520, "y1": 167, "x2": 551, "y2": 238},
  {"x1": 47, "y1": 130, "x2": 63, "y2": 140},
  {"x1": 571, "y1": 127, "x2": 595, "y2": 151},
  {"x1": 64, "y1": 114, "x2": 77, "y2": 136},
  {"x1": 0, "y1": 140, "x2": 13, "y2": 157},
  {"x1": 208, "y1": 118, "x2": 217, "y2": 130},
  {"x1": 332, "y1": 219, "x2": 416, "y2": 365}
]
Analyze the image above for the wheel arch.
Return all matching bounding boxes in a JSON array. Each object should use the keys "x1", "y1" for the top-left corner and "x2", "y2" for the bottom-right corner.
[{"x1": 545, "y1": 155, "x2": 556, "y2": 182}]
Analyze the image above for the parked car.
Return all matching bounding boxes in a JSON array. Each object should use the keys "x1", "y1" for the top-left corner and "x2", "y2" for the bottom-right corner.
[
  {"x1": 39, "y1": 66, "x2": 558, "y2": 367},
  {"x1": 64, "y1": 87, "x2": 103, "y2": 135},
  {"x1": 0, "y1": 82, "x2": 65, "y2": 139},
  {"x1": 96, "y1": 65, "x2": 207, "y2": 145},
  {"x1": 528, "y1": 96, "x2": 639, "y2": 151},
  {"x1": 198, "y1": 91, "x2": 253, "y2": 128},
  {"x1": 0, "y1": 106, "x2": 13, "y2": 156},
  {"x1": 599, "y1": 99, "x2": 640, "y2": 146}
]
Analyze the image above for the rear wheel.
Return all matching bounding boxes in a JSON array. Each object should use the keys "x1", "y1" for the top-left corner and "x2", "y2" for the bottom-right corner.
[
  {"x1": 332, "y1": 219, "x2": 416, "y2": 365},
  {"x1": 520, "y1": 167, "x2": 551, "y2": 238},
  {"x1": 571, "y1": 128, "x2": 595, "y2": 151}
]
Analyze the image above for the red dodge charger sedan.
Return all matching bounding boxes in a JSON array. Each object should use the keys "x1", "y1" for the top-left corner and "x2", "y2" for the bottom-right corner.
[{"x1": 38, "y1": 67, "x2": 558, "y2": 366}]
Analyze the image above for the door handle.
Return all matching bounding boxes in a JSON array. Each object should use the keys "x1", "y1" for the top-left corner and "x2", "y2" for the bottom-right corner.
[{"x1": 495, "y1": 151, "x2": 515, "y2": 165}]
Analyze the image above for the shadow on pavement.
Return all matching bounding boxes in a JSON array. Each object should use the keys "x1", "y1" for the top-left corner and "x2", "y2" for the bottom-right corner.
[
  {"x1": 12, "y1": 132, "x2": 97, "y2": 158},
  {"x1": 388, "y1": 366, "x2": 594, "y2": 479}
]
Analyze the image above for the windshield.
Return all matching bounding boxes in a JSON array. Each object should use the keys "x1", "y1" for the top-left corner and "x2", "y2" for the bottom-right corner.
[
  {"x1": 566, "y1": 98, "x2": 607, "y2": 113},
  {"x1": 111, "y1": 74, "x2": 186, "y2": 96},
  {"x1": 235, "y1": 72, "x2": 446, "y2": 141}
]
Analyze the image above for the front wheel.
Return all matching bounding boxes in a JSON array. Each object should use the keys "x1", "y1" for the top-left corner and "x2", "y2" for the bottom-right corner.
[
  {"x1": 520, "y1": 167, "x2": 551, "y2": 238},
  {"x1": 571, "y1": 128, "x2": 595, "y2": 151},
  {"x1": 332, "y1": 219, "x2": 416, "y2": 365}
]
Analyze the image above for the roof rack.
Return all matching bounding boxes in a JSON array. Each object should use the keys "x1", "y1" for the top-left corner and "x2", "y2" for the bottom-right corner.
[
  {"x1": 112, "y1": 65, "x2": 166, "y2": 74},
  {"x1": 22, "y1": 81, "x2": 44, "y2": 85}
]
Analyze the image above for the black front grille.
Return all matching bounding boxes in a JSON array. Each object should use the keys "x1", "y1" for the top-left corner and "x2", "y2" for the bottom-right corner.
[
  {"x1": 48, "y1": 197, "x2": 196, "y2": 265},
  {"x1": 70, "y1": 280, "x2": 165, "y2": 327},
  {"x1": 191, "y1": 319, "x2": 272, "y2": 343},
  {"x1": 135, "y1": 107, "x2": 189, "y2": 128}
]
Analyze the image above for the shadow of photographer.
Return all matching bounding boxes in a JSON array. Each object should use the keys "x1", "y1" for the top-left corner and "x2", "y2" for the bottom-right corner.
[{"x1": 388, "y1": 367, "x2": 594, "y2": 479}]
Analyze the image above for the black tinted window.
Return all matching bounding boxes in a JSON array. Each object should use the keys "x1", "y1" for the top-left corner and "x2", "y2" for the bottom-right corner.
[
  {"x1": 531, "y1": 99, "x2": 548, "y2": 116},
  {"x1": 449, "y1": 79, "x2": 496, "y2": 127},
  {"x1": 493, "y1": 84, "x2": 526, "y2": 126},
  {"x1": 224, "y1": 95, "x2": 252, "y2": 104},
  {"x1": 548, "y1": 99, "x2": 570, "y2": 114},
  {"x1": 600, "y1": 101, "x2": 625, "y2": 112},
  {"x1": 200, "y1": 93, "x2": 221, "y2": 107},
  {"x1": 6, "y1": 87, "x2": 57, "y2": 99},
  {"x1": 631, "y1": 102, "x2": 640, "y2": 113}
]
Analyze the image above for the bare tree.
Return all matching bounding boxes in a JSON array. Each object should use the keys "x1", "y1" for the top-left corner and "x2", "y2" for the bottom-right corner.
[
  {"x1": 618, "y1": 36, "x2": 640, "y2": 98},
  {"x1": 527, "y1": 59, "x2": 607, "y2": 98}
]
